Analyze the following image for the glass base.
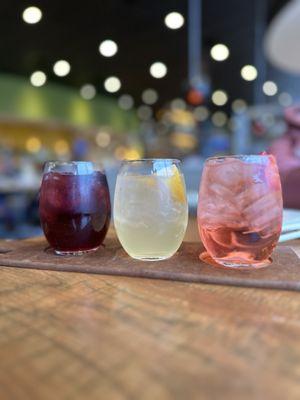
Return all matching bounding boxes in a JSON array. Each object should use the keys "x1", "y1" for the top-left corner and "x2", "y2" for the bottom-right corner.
[
  {"x1": 200, "y1": 252, "x2": 272, "y2": 269},
  {"x1": 54, "y1": 246, "x2": 100, "y2": 256},
  {"x1": 130, "y1": 254, "x2": 174, "y2": 262}
]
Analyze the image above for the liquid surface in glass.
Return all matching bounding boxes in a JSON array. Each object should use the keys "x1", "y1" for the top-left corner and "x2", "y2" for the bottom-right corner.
[
  {"x1": 39, "y1": 170, "x2": 110, "y2": 254},
  {"x1": 114, "y1": 162, "x2": 188, "y2": 261},
  {"x1": 197, "y1": 155, "x2": 283, "y2": 268}
]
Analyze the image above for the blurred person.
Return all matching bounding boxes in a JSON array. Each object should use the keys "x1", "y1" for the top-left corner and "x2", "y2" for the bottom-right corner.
[{"x1": 269, "y1": 106, "x2": 300, "y2": 208}]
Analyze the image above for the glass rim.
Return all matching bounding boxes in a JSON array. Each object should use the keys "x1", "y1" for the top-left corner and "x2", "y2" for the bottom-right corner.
[
  {"x1": 121, "y1": 158, "x2": 181, "y2": 164},
  {"x1": 44, "y1": 160, "x2": 104, "y2": 173},
  {"x1": 45, "y1": 160, "x2": 102, "y2": 165},
  {"x1": 205, "y1": 154, "x2": 274, "y2": 162}
]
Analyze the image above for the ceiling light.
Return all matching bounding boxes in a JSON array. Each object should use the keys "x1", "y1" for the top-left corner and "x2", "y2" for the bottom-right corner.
[
  {"x1": 30, "y1": 71, "x2": 46, "y2": 87},
  {"x1": 149, "y1": 62, "x2": 167, "y2": 79},
  {"x1": 164, "y1": 12, "x2": 184, "y2": 29},
  {"x1": 211, "y1": 90, "x2": 228, "y2": 106},
  {"x1": 211, "y1": 111, "x2": 227, "y2": 127},
  {"x1": 22, "y1": 6, "x2": 42, "y2": 24},
  {"x1": 80, "y1": 84, "x2": 96, "y2": 100},
  {"x1": 118, "y1": 94, "x2": 134, "y2": 110},
  {"x1": 53, "y1": 60, "x2": 71, "y2": 77},
  {"x1": 263, "y1": 81, "x2": 278, "y2": 96},
  {"x1": 142, "y1": 89, "x2": 158, "y2": 105},
  {"x1": 104, "y1": 76, "x2": 121, "y2": 93},
  {"x1": 210, "y1": 44, "x2": 229, "y2": 61},
  {"x1": 240, "y1": 65, "x2": 257, "y2": 81},
  {"x1": 194, "y1": 106, "x2": 209, "y2": 121},
  {"x1": 99, "y1": 40, "x2": 118, "y2": 57},
  {"x1": 278, "y1": 92, "x2": 293, "y2": 107},
  {"x1": 232, "y1": 99, "x2": 247, "y2": 113}
]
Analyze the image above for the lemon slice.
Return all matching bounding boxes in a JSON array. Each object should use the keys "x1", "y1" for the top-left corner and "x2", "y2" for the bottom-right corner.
[
  {"x1": 137, "y1": 165, "x2": 186, "y2": 203},
  {"x1": 164, "y1": 165, "x2": 186, "y2": 203}
]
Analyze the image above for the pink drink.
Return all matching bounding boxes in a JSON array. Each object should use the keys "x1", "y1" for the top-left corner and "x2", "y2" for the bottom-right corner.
[{"x1": 197, "y1": 155, "x2": 283, "y2": 268}]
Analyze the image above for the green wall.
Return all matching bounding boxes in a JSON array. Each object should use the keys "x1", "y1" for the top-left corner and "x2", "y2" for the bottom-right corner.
[{"x1": 0, "y1": 73, "x2": 138, "y2": 132}]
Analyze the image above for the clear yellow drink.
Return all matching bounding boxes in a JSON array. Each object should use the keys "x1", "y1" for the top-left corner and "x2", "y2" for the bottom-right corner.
[{"x1": 114, "y1": 163, "x2": 188, "y2": 261}]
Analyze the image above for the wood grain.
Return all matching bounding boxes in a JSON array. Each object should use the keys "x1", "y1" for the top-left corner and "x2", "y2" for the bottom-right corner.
[{"x1": 0, "y1": 222, "x2": 300, "y2": 399}]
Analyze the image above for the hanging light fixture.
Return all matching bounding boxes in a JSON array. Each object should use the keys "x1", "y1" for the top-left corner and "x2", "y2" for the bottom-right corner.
[{"x1": 186, "y1": 0, "x2": 210, "y2": 105}]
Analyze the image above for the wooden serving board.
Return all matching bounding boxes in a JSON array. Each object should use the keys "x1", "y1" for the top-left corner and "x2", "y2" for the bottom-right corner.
[{"x1": 0, "y1": 237, "x2": 299, "y2": 291}]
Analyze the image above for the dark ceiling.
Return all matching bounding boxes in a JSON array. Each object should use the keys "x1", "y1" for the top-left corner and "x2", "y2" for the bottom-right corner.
[{"x1": 0, "y1": 0, "x2": 289, "y2": 110}]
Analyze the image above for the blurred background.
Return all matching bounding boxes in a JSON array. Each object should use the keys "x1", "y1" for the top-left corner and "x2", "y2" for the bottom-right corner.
[{"x1": 0, "y1": 0, "x2": 300, "y2": 238}]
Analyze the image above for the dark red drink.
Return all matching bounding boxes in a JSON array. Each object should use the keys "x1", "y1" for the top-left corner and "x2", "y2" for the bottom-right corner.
[{"x1": 39, "y1": 162, "x2": 110, "y2": 255}]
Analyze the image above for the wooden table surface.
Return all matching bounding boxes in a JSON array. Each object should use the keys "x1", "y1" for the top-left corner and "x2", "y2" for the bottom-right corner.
[{"x1": 1, "y1": 220, "x2": 300, "y2": 400}]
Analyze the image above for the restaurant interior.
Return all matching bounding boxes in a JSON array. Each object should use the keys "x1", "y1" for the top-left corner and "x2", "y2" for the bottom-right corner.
[
  {"x1": 0, "y1": 0, "x2": 299, "y2": 239},
  {"x1": 3, "y1": 1, "x2": 300, "y2": 399}
]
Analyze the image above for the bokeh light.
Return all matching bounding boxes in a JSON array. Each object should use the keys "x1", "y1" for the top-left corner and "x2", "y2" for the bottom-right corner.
[
  {"x1": 211, "y1": 111, "x2": 228, "y2": 127},
  {"x1": 104, "y1": 76, "x2": 121, "y2": 93},
  {"x1": 211, "y1": 90, "x2": 228, "y2": 106},
  {"x1": 124, "y1": 148, "x2": 141, "y2": 160},
  {"x1": 54, "y1": 140, "x2": 69, "y2": 156},
  {"x1": 22, "y1": 6, "x2": 42, "y2": 24},
  {"x1": 80, "y1": 84, "x2": 96, "y2": 100},
  {"x1": 149, "y1": 62, "x2": 167, "y2": 79},
  {"x1": 26, "y1": 137, "x2": 41, "y2": 153},
  {"x1": 30, "y1": 71, "x2": 47, "y2": 87},
  {"x1": 53, "y1": 60, "x2": 71, "y2": 77},
  {"x1": 118, "y1": 94, "x2": 134, "y2": 110},
  {"x1": 232, "y1": 99, "x2": 247, "y2": 113},
  {"x1": 171, "y1": 98, "x2": 186, "y2": 110},
  {"x1": 142, "y1": 89, "x2": 158, "y2": 105},
  {"x1": 210, "y1": 44, "x2": 229, "y2": 61},
  {"x1": 278, "y1": 92, "x2": 293, "y2": 107},
  {"x1": 96, "y1": 131, "x2": 111, "y2": 148},
  {"x1": 263, "y1": 81, "x2": 278, "y2": 96},
  {"x1": 240, "y1": 65, "x2": 257, "y2": 81},
  {"x1": 164, "y1": 12, "x2": 185, "y2": 29},
  {"x1": 194, "y1": 106, "x2": 210, "y2": 121},
  {"x1": 99, "y1": 40, "x2": 118, "y2": 57}
]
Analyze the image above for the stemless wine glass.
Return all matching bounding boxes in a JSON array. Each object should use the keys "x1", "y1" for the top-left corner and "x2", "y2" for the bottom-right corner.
[
  {"x1": 39, "y1": 161, "x2": 111, "y2": 255},
  {"x1": 114, "y1": 159, "x2": 188, "y2": 261},
  {"x1": 197, "y1": 154, "x2": 283, "y2": 268}
]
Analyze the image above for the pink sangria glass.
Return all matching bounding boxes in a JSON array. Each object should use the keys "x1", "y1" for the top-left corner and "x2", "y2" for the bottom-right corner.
[
  {"x1": 197, "y1": 154, "x2": 283, "y2": 268},
  {"x1": 39, "y1": 161, "x2": 111, "y2": 255}
]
